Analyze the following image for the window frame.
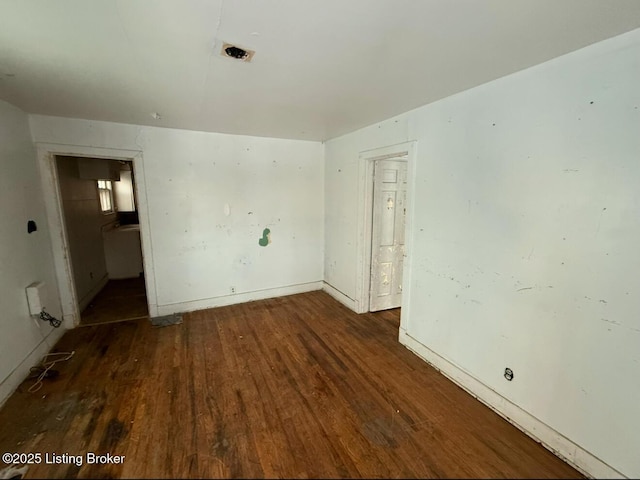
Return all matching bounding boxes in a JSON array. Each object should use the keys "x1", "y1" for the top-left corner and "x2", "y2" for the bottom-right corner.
[{"x1": 97, "y1": 179, "x2": 115, "y2": 214}]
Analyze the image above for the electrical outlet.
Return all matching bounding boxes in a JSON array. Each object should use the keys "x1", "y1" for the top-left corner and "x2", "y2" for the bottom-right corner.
[
  {"x1": 231, "y1": 286, "x2": 236, "y2": 294},
  {"x1": 504, "y1": 367, "x2": 514, "y2": 381}
]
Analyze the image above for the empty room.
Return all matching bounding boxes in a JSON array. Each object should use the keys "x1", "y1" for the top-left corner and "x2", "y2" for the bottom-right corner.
[{"x1": 1, "y1": 1, "x2": 639, "y2": 478}]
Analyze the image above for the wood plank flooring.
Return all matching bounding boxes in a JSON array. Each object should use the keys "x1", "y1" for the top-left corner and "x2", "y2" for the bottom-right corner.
[
  {"x1": 0, "y1": 291, "x2": 583, "y2": 479},
  {"x1": 80, "y1": 277, "x2": 148, "y2": 326}
]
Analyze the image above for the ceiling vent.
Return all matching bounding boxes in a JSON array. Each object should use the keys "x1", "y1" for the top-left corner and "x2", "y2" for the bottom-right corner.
[{"x1": 221, "y1": 42, "x2": 255, "y2": 62}]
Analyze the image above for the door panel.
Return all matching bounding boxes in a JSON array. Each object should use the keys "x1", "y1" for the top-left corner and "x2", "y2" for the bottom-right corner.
[
  {"x1": 380, "y1": 191, "x2": 396, "y2": 246},
  {"x1": 369, "y1": 159, "x2": 407, "y2": 312}
]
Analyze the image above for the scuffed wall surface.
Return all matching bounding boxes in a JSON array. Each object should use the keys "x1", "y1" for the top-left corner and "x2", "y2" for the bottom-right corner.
[
  {"x1": 29, "y1": 117, "x2": 324, "y2": 310},
  {"x1": 323, "y1": 115, "x2": 408, "y2": 301},
  {"x1": 141, "y1": 128, "x2": 324, "y2": 306},
  {"x1": 323, "y1": 135, "x2": 360, "y2": 299},
  {"x1": 404, "y1": 30, "x2": 640, "y2": 476},
  {"x1": 0, "y1": 100, "x2": 64, "y2": 405},
  {"x1": 323, "y1": 28, "x2": 640, "y2": 478}
]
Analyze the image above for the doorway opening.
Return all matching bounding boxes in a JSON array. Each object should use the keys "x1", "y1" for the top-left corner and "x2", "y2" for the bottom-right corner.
[
  {"x1": 54, "y1": 155, "x2": 148, "y2": 326},
  {"x1": 356, "y1": 141, "x2": 415, "y2": 314}
]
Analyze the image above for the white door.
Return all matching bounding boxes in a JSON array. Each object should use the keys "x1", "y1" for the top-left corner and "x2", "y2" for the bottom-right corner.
[{"x1": 369, "y1": 159, "x2": 407, "y2": 312}]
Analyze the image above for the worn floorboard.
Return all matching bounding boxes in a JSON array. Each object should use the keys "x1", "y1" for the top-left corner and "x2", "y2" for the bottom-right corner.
[
  {"x1": 80, "y1": 277, "x2": 148, "y2": 326},
  {"x1": 0, "y1": 290, "x2": 582, "y2": 479}
]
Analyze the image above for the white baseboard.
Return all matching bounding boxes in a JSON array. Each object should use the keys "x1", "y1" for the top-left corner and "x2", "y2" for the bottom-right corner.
[
  {"x1": 155, "y1": 281, "x2": 323, "y2": 317},
  {"x1": 322, "y1": 282, "x2": 358, "y2": 312},
  {"x1": 0, "y1": 327, "x2": 66, "y2": 408},
  {"x1": 398, "y1": 329, "x2": 625, "y2": 480},
  {"x1": 77, "y1": 274, "x2": 109, "y2": 312}
]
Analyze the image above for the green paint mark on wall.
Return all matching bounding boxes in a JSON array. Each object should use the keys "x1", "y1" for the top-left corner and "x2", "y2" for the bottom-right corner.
[{"x1": 258, "y1": 228, "x2": 271, "y2": 247}]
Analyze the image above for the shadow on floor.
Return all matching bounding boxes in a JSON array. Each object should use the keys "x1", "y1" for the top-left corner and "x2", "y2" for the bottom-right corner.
[{"x1": 80, "y1": 276, "x2": 148, "y2": 326}]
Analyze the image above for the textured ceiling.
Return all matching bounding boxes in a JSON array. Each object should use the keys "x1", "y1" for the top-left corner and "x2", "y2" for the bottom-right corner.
[{"x1": 1, "y1": 0, "x2": 640, "y2": 141}]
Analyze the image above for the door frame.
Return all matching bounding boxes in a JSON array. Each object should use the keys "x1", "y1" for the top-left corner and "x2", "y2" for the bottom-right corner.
[
  {"x1": 35, "y1": 142, "x2": 158, "y2": 328},
  {"x1": 355, "y1": 141, "x2": 416, "y2": 314}
]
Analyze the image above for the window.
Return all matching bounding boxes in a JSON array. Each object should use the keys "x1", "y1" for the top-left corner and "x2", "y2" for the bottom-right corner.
[{"x1": 97, "y1": 180, "x2": 114, "y2": 214}]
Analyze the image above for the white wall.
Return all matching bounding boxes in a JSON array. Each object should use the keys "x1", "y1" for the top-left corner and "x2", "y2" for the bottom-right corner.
[
  {"x1": 324, "y1": 116, "x2": 409, "y2": 306},
  {"x1": 324, "y1": 28, "x2": 640, "y2": 479},
  {"x1": 29, "y1": 116, "x2": 325, "y2": 316},
  {"x1": 114, "y1": 168, "x2": 135, "y2": 212},
  {"x1": 56, "y1": 156, "x2": 114, "y2": 309},
  {"x1": 0, "y1": 100, "x2": 65, "y2": 406}
]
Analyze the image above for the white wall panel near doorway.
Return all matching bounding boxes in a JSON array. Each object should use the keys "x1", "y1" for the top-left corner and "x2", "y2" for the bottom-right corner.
[
  {"x1": 324, "y1": 28, "x2": 640, "y2": 479},
  {"x1": 29, "y1": 116, "x2": 325, "y2": 317},
  {"x1": 55, "y1": 156, "x2": 113, "y2": 310},
  {"x1": 0, "y1": 100, "x2": 65, "y2": 407}
]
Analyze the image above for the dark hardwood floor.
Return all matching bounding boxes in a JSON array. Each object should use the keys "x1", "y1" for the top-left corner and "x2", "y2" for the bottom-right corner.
[
  {"x1": 0, "y1": 291, "x2": 582, "y2": 479},
  {"x1": 80, "y1": 277, "x2": 148, "y2": 326}
]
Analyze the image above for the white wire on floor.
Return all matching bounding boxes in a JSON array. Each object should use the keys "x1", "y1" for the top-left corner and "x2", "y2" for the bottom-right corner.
[{"x1": 28, "y1": 351, "x2": 75, "y2": 393}]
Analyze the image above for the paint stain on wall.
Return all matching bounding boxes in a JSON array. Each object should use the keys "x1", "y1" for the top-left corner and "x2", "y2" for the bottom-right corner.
[{"x1": 258, "y1": 228, "x2": 271, "y2": 247}]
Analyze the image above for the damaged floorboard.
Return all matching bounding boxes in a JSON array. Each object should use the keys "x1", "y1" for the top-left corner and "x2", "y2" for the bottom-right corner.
[{"x1": 0, "y1": 291, "x2": 582, "y2": 478}]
